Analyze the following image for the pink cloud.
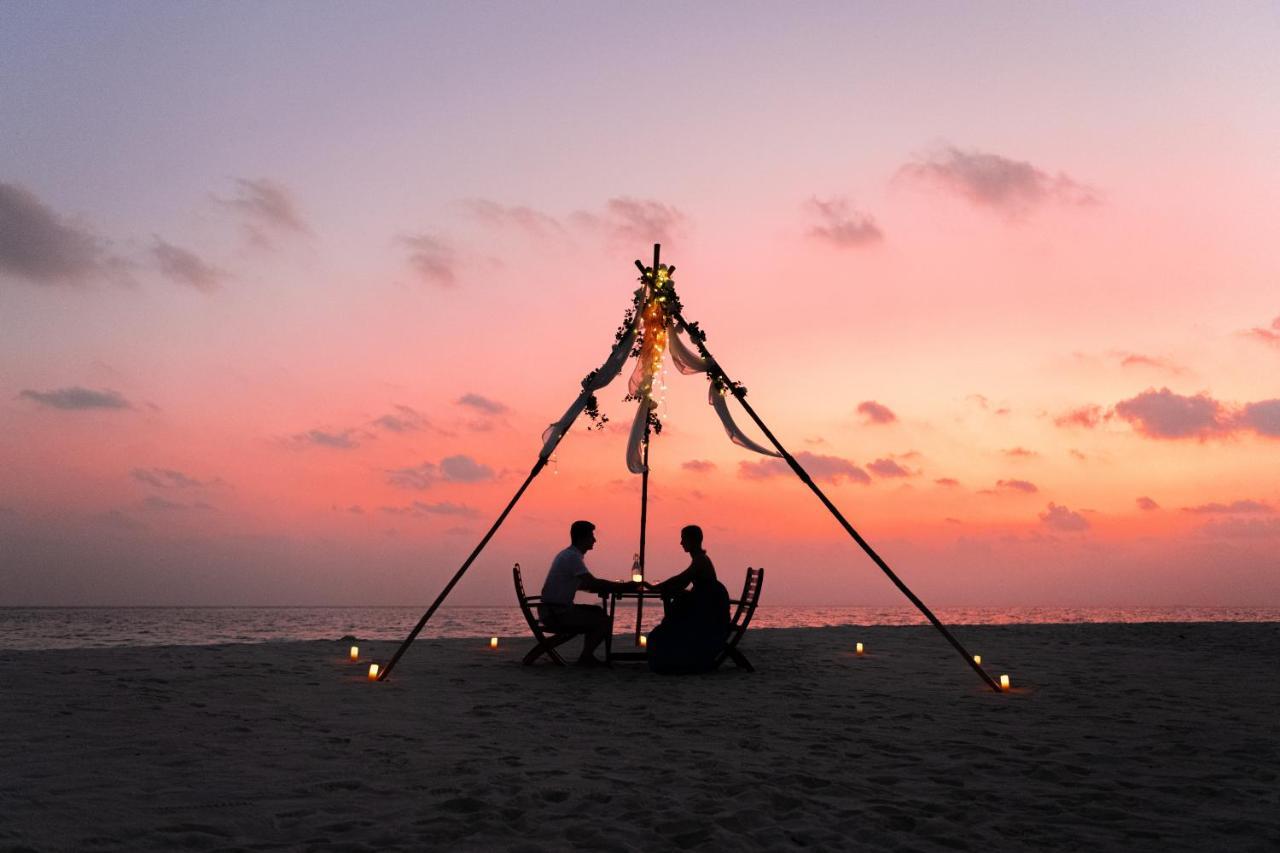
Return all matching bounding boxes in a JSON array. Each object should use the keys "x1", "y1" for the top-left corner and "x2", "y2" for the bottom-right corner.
[
  {"x1": 1238, "y1": 400, "x2": 1280, "y2": 437},
  {"x1": 1136, "y1": 496, "x2": 1160, "y2": 511},
  {"x1": 1113, "y1": 388, "x2": 1228, "y2": 440},
  {"x1": 897, "y1": 146, "x2": 1098, "y2": 218},
  {"x1": 1242, "y1": 315, "x2": 1280, "y2": 348},
  {"x1": 1039, "y1": 502, "x2": 1089, "y2": 532},
  {"x1": 399, "y1": 234, "x2": 458, "y2": 287},
  {"x1": 996, "y1": 479, "x2": 1038, "y2": 494},
  {"x1": 805, "y1": 197, "x2": 883, "y2": 248},
  {"x1": 739, "y1": 451, "x2": 870, "y2": 484},
  {"x1": 1055, "y1": 405, "x2": 1104, "y2": 428},
  {"x1": 867, "y1": 458, "x2": 911, "y2": 478},
  {"x1": 935, "y1": 477, "x2": 960, "y2": 487},
  {"x1": 1002, "y1": 447, "x2": 1038, "y2": 458},
  {"x1": 856, "y1": 400, "x2": 897, "y2": 424},
  {"x1": 1181, "y1": 500, "x2": 1273, "y2": 515},
  {"x1": 682, "y1": 460, "x2": 716, "y2": 472}
]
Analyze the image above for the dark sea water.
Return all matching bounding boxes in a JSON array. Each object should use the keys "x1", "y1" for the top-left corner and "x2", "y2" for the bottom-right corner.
[{"x1": 1, "y1": 605, "x2": 1277, "y2": 650}]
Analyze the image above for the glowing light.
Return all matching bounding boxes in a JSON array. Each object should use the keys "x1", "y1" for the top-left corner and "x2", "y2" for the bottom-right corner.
[
  {"x1": 489, "y1": 637, "x2": 498, "y2": 649},
  {"x1": 368, "y1": 663, "x2": 380, "y2": 681},
  {"x1": 639, "y1": 634, "x2": 647, "y2": 647},
  {"x1": 1000, "y1": 674, "x2": 1011, "y2": 691},
  {"x1": 349, "y1": 645, "x2": 359, "y2": 661},
  {"x1": 973, "y1": 654, "x2": 981, "y2": 665},
  {"x1": 856, "y1": 642, "x2": 864, "y2": 656}
]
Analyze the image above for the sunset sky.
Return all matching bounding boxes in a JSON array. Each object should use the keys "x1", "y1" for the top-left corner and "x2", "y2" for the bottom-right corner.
[{"x1": 3, "y1": 2, "x2": 1278, "y2": 607}]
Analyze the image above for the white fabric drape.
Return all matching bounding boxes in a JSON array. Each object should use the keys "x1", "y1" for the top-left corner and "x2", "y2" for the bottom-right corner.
[
  {"x1": 540, "y1": 321, "x2": 638, "y2": 459},
  {"x1": 669, "y1": 321, "x2": 781, "y2": 459},
  {"x1": 539, "y1": 299, "x2": 779, "y2": 470}
]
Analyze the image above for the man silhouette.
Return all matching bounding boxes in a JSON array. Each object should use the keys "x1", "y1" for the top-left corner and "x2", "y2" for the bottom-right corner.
[{"x1": 540, "y1": 520, "x2": 639, "y2": 665}]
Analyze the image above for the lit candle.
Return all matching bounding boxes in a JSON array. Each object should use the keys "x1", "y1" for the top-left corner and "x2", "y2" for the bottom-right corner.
[
  {"x1": 489, "y1": 637, "x2": 498, "y2": 649},
  {"x1": 368, "y1": 663, "x2": 380, "y2": 681},
  {"x1": 1000, "y1": 674, "x2": 1011, "y2": 691},
  {"x1": 639, "y1": 634, "x2": 647, "y2": 648},
  {"x1": 855, "y1": 642, "x2": 864, "y2": 656},
  {"x1": 632, "y1": 572, "x2": 643, "y2": 583},
  {"x1": 349, "y1": 645, "x2": 359, "y2": 661},
  {"x1": 973, "y1": 654, "x2": 982, "y2": 665}
]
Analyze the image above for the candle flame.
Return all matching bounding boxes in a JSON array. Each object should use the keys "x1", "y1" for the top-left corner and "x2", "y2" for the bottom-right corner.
[
  {"x1": 1000, "y1": 674, "x2": 1011, "y2": 691},
  {"x1": 349, "y1": 645, "x2": 359, "y2": 661},
  {"x1": 368, "y1": 663, "x2": 380, "y2": 681}
]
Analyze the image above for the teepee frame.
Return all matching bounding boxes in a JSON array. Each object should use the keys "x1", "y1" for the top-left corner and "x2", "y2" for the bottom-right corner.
[{"x1": 377, "y1": 245, "x2": 1002, "y2": 693}]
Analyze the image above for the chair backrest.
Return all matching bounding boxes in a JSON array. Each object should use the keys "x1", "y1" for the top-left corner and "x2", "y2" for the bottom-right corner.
[
  {"x1": 728, "y1": 566, "x2": 764, "y2": 634},
  {"x1": 513, "y1": 563, "x2": 543, "y2": 633}
]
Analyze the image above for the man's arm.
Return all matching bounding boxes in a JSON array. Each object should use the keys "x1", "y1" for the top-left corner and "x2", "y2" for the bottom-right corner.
[{"x1": 578, "y1": 572, "x2": 638, "y2": 596}]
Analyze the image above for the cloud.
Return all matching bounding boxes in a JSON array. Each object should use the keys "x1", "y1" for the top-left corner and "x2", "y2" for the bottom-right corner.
[
  {"x1": 0, "y1": 182, "x2": 113, "y2": 286},
  {"x1": 387, "y1": 454, "x2": 495, "y2": 490},
  {"x1": 151, "y1": 237, "x2": 227, "y2": 292},
  {"x1": 291, "y1": 428, "x2": 362, "y2": 450},
  {"x1": 571, "y1": 197, "x2": 686, "y2": 246},
  {"x1": 996, "y1": 479, "x2": 1038, "y2": 494},
  {"x1": 738, "y1": 451, "x2": 870, "y2": 484},
  {"x1": 682, "y1": 460, "x2": 717, "y2": 472},
  {"x1": 1181, "y1": 500, "x2": 1273, "y2": 515},
  {"x1": 440, "y1": 454, "x2": 494, "y2": 482},
  {"x1": 381, "y1": 500, "x2": 480, "y2": 519},
  {"x1": 935, "y1": 477, "x2": 960, "y2": 487},
  {"x1": 460, "y1": 199, "x2": 564, "y2": 238},
  {"x1": 856, "y1": 400, "x2": 897, "y2": 425},
  {"x1": 897, "y1": 146, "x2": 1098, "y2": 217},
  {"x1": 1136, "y1": 496, "x2": 1160, "y2": 511},
  {"x1": 1039, "y1": 502, "x2": 1089, "y2": 532},
  {"x1": 457, "y1": 393, "x2": 508, "y2": 415},
  {"x1": 141, "y1": 495, "x2": 212, "y2": 512},
  {"x1": 1002, "y1": 447, "x2": 1038, "y2": 458},
  {"x1": 1113, "y1": 387, "x2": 1229, "y2": 440},
  {"x1": 1116, "y1": 352, "x2": 1186, "y2": 374},
  {"x1": 216, "y1": 178, "x2": 308, "y2": 247},
  {"x1": 867, "y1": 458, "x2": 911, "y2": 478},
  {"x1": 373, "y1": 404, "x2": 430, "y2": 433},
  {"x1": 1241, "y1": 315, "x2": 1280, "y2": 348},
  {"x1": 18, "y1": 386, "x2": 131, "y2": 410},
  {"x1": 132, "y1": 468, "x2": 216, "y2": 489},
  {"x1": 1238, "y1": 400, "x2": 1280, "y2": 437},
  {"x1": 1054, "y1": 405, "x2": 1105, "y2": 429},
  {"x1": 805, "y1": 197, "x2": 883, "y2": 248},
  {"x1": 400, "y1": 234, "x2": 458, "y2": 287},
  {"x1": 1197, "y1": 517, "x2": 1280, "y2": 539}
]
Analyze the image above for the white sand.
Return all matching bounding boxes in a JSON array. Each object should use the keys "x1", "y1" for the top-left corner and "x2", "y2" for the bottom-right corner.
[{"x1": 3, "y1": 623, "x2": 1279, "y2": 851}]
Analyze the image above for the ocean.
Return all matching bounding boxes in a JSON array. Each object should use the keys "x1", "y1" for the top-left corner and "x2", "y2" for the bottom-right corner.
[{"x1": 1, "y1": 605, "x2": 1277, "y2": 650}]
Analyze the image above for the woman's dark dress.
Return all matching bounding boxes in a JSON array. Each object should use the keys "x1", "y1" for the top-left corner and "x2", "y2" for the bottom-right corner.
[{"x1": 647, "y1": 551, "x2": 730, "y2": 674}]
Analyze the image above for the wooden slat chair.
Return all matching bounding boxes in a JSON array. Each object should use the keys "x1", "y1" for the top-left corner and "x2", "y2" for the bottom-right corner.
[
  {"x1": 513, "y1": 562, "x2": 592, "y2": 666},
  {"x1": 713, "y1": 566, "x2": 764, "y2": 672}
]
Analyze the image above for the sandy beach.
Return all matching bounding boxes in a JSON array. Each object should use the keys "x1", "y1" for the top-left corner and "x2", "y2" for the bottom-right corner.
[{"x1": 3, "y1": 622, "x2": 1278, "y2": 851}]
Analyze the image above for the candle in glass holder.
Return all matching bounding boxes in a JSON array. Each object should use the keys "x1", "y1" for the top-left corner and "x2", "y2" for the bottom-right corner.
[
  {"x1": 349, "y1": 645, "x2": 359, "y2": 661},
  {"x1": 855, "y1": 642, "x2": 864, "y2": 656},
  {"x1": 631, "y1": 572, "x2": 643, "y2": 583},
  {"x1": 368, "y1": 663, "x2": 380, "y2": 681},
  {"x1": 973, "y1": 654, "x2": 982, "y2": 665},
  {"x1": 1000, "y1": 674, "x2": 1011, "y2": 691},
  {"x1": 639, "y1": 634, "x2": 647, "y2": 648},
  {"x1": 489, "y1": 637, "x2": 498, "y2": 649}
]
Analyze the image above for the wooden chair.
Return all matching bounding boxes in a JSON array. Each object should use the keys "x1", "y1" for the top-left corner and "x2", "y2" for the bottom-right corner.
[
  {"x1": 713, "y1": 566, "x2": 764, "y2": 672},
  {"x1": 513, "y1": 562, "x2": 591, "y2": 666}
]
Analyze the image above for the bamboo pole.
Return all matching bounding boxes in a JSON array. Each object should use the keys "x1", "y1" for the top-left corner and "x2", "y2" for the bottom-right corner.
[
  {"x1": 633, "y1": 244, "x2": 663, "y2": 645},
  {"x1": 672, "y1": 311, "x2": 1003, "y2": 693},
  {"x1": 376, "y1": 456, "x2": 548, "y2": 681}
]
